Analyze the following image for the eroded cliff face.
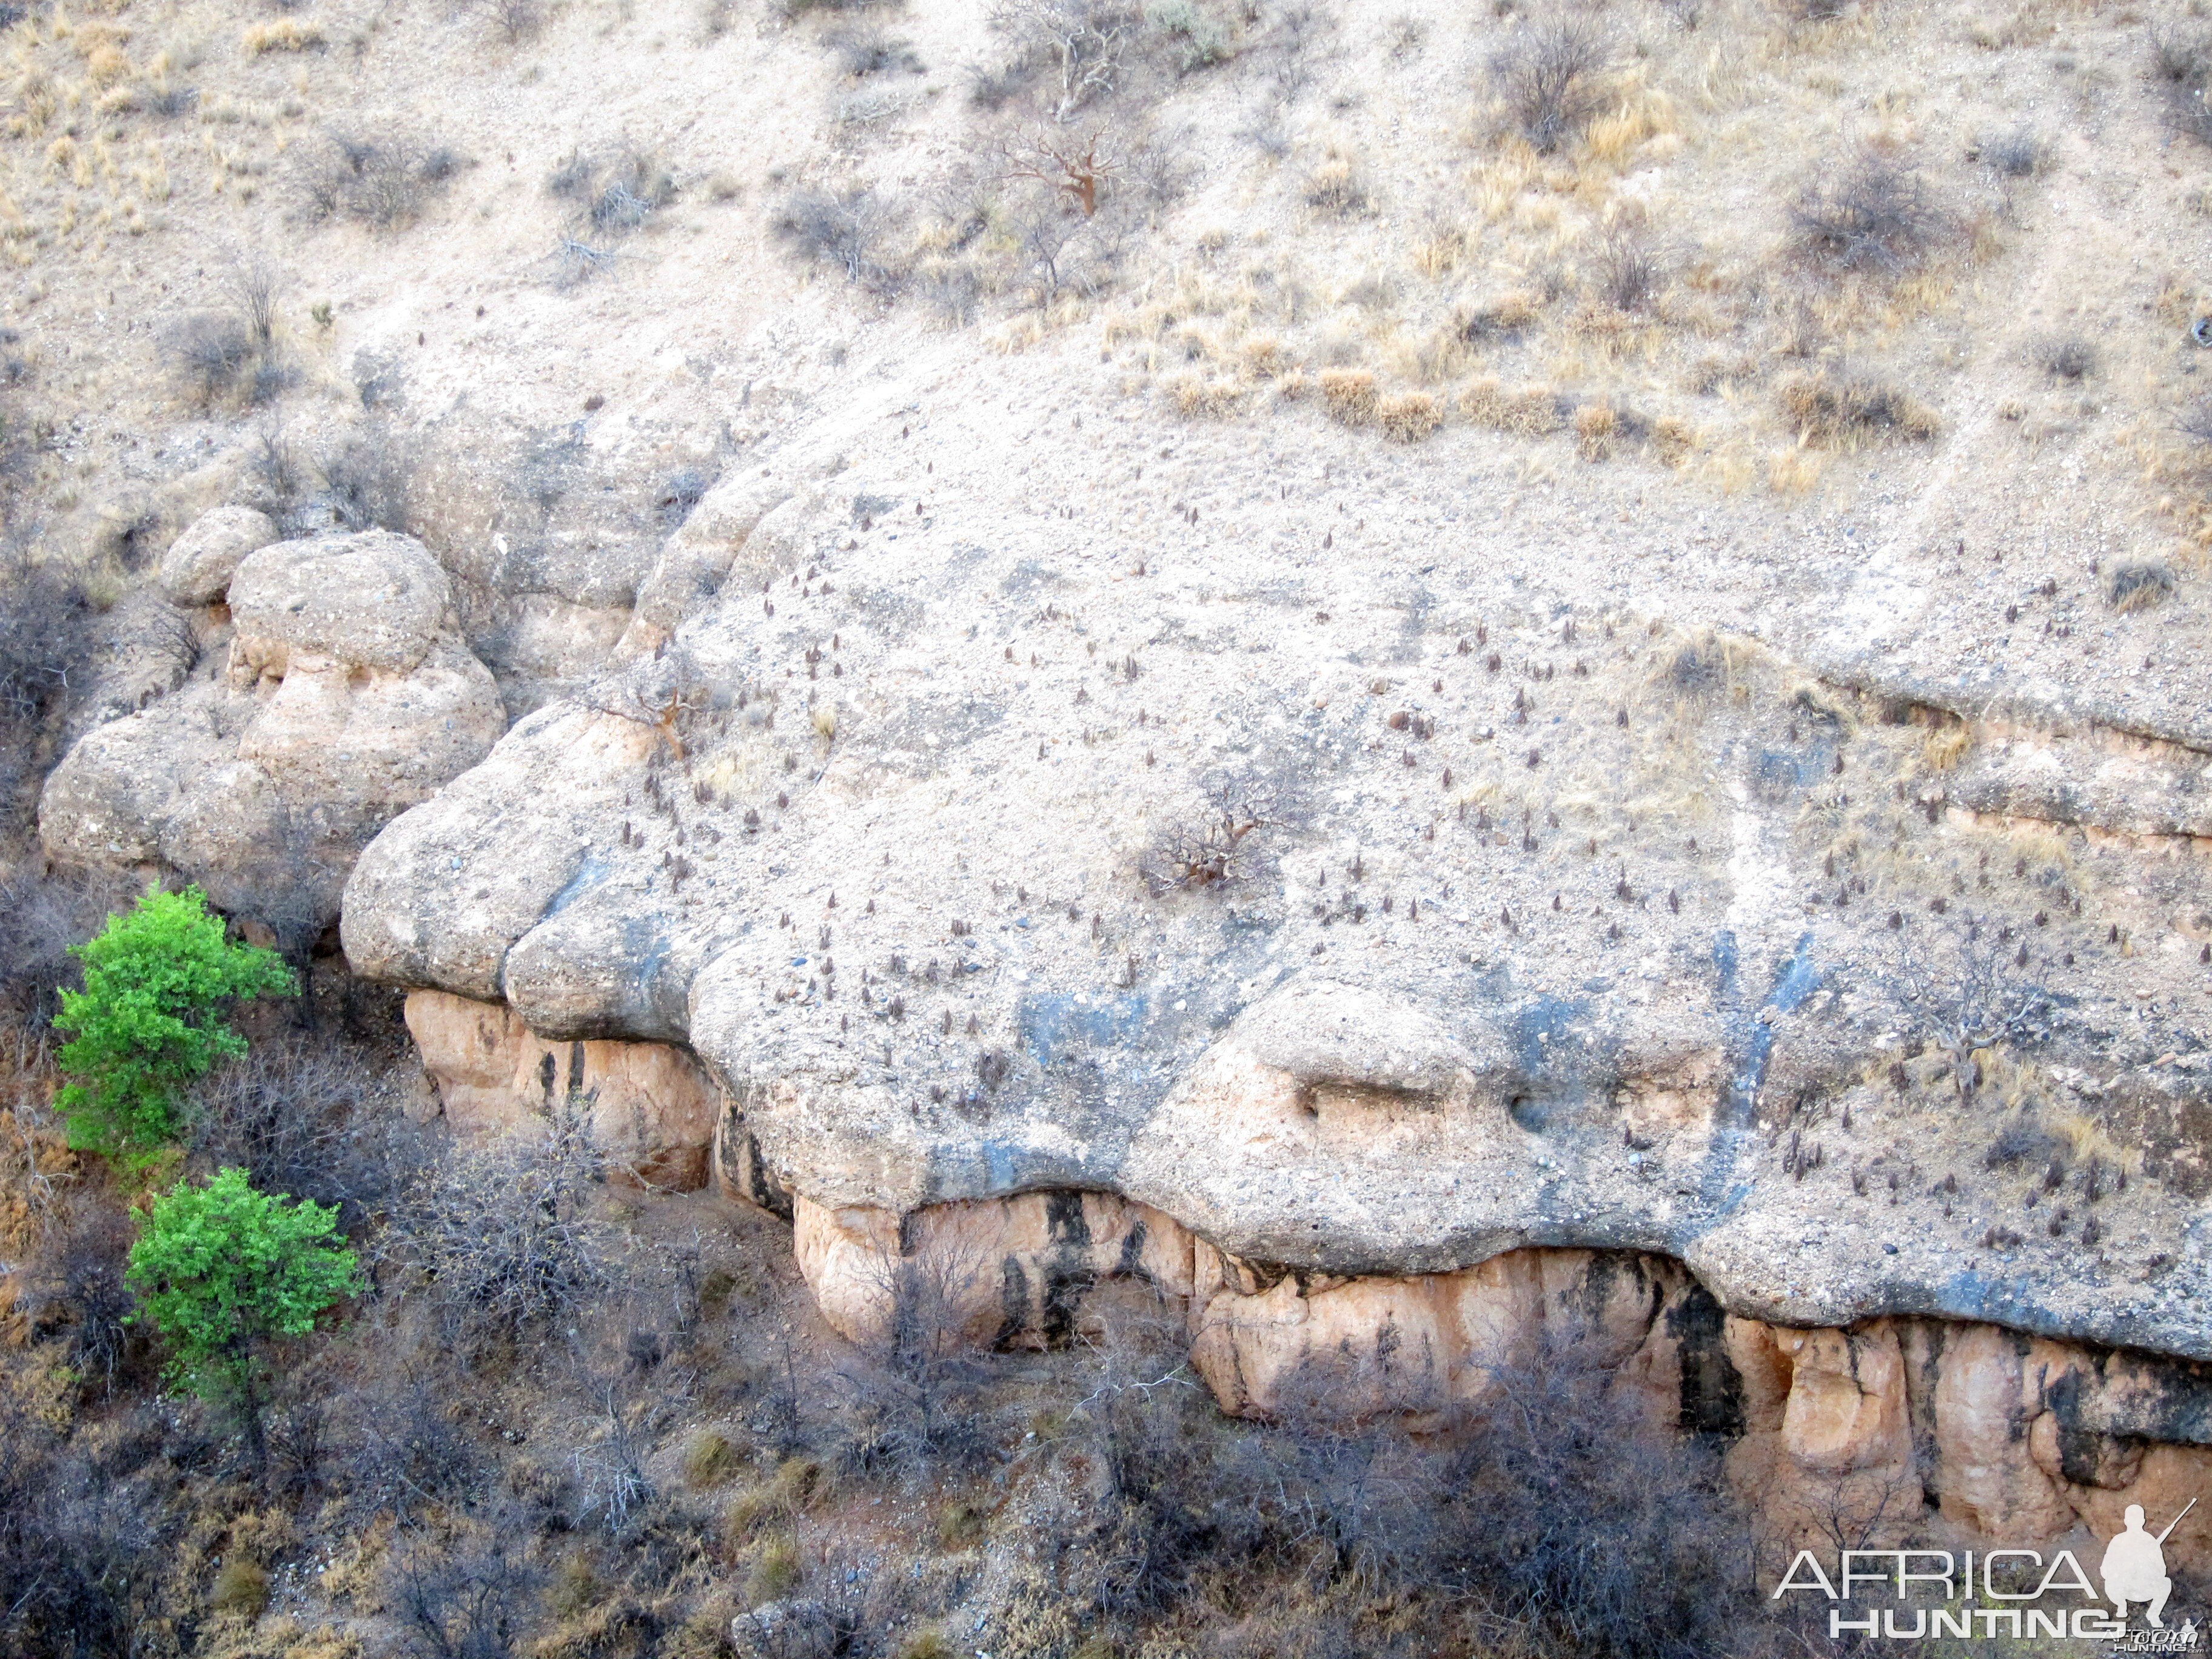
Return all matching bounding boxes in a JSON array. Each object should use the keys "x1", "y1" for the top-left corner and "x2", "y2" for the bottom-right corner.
[
  {"x1": 329, "y1": 426, "x2": 2212, "y2": 1447},
  {"x1": 788, "y1": 1189, "x2": 2212, "y2": 1569}
]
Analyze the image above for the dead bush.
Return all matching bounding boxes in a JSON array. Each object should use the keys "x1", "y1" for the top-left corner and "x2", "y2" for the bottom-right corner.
[
  {"x1": 833, "y1": 1244, "x2": 996, "y2": 1478},
  {"x1": 1789, "y1": 149, "x2": 1950, "y2": 276},
  {"x1": 2153, "y1": 21, "x2": 2212, "y2": 147},
  {"x1": 471, "y1": 0, "x2": 543, "y2": 42},
  {"x1": 1778, "y1": 372, "x2": 1939, "y2": 447},
  {"x1": 19, "y1": 1200, "x2": 139, "y2": 1395},
  {"x1": 1490, "y1": 14, "x2": 1613, "y2": 154},
  {"x1": 384, "y1": 1521, "x2": 543, "y2": 1659},
  {"x1": 302, "y1": 132, "x2": 462, "y2": 230},
  {"x1": 1976, "y1": 125, "x2": 2045, "y2": 178},
  {"x1": 318, "y1": 422, "x2": 421, "y2": 532},
  {"x1": 833, "y1": 26, "x2": 923, "y2": 76},
  {"x1": 1429, "y1": 1339, "x2": 1750, "y2": 1658},
  {"x1": 1593, "y1": 224, "x2": 1661, "y2": 311},
  {"x1": 776, "y1": 186, "x2": 900, "y2": 287},
  {"x1": 1141, "y1": 781, "x2": 1275, "y2": 893},
  {"x1": 548, "y1": 146, "x2": 675, "y2": 234},
  {"x1": 1377, "y1": 390, "x2": 1441, "y2": 443},
  {"x1": 988, "y1": 0, "x2": 1142, "y2": 122},
  {"x1": 0, "y1": 552, "x2": 92, "y2": 810},
  {"x1": 0, "y1": 865, "x2": 130, "y2": 1024},
  {"x1": 2037, "y1": 334, "x2": 2096, "y2": 380},
  {"x1": 186, "y1": 1034, "x2": 415, "y2": 1228},
  {"x1": 383, "y1": 1101, "x2": 612, "y2": 1352}
]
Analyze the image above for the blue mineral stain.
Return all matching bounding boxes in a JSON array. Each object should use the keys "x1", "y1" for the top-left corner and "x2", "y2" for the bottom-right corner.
[
  {"x1": 1016, "y1": 990, "x2": 1153, "y2": 1071},
  {"x1": 539, "y1": 853, "x2": 605, "y2": 920}
]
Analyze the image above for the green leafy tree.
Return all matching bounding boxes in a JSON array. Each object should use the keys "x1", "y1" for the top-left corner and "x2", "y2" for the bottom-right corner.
[
  {"x1": 53, "y1": 885, "x2": 295, "y2": 1158},
  {"x1": 126, "y1": 1166, "x2": 363, "y2": 1465}
]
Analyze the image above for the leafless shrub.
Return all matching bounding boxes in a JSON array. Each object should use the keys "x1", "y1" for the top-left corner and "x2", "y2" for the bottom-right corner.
[
  {"x1": 19, "y1": 1201, "x2": 138, "y2": 1396},
  {"x1": 1790, "y1": 148, "x2": 1951, "y2": 276},
  {"x1": 919, "y1": 258, "x2": 983, "y2": 324},
  {"x1": 384, "y1": 1099, "x2": 612, "y2": 1352},
  {"x1": 146, "y1": 83, "x2": 198, "y2": 117},
  {"x1": 1257, "y1": 1, "x2": 1327, "y2": 101},
  {"x1": 164, "y1": 312, "x2": 260, "y2": 407},
  {"x1": 472, "y1": 0, "x2": 543, "y2": 42},
  {"x1": 548, "y1": 146, "x2": 675, "y2": 234},
  {"x1": 0, "y1": 865, "x2": 127, "y2": 1023},
  {"x1": 1976, "y1": 125, "x2": 2045, "y2": 178},
  {"x1": 833, "y1": 1242, "x2": 996, "y2": 1478},
  {"x1": 1056, "y1": 1307, "x2": 1226, "y2": 1615},
  {"x1": 2153, "y1": 21, "x2": 2212, "y2": 146},
  {"x1": 965, "y1": 52, "x2": 1046, "y2": 110},
  {"x1": 0, "y1": 1408, "x2": 163, "y2": 1658},
  {"x1": 384, "y1": 1523, "x2": 543, "y2": 1659},
  {"x1": 988, "y1": 0, "x2": 1141, "y2": 122},
  {"x1": 2037, "y1": 334, "x2": 2096, "y2": 380},
  {"x1": 1141, "y1": 779, "x2": 1275, "y2": 894},
  {"x1": 833, "y1": 25, "x2": 922, "y2": 76},
  {"x1": 302, "y1": 132, "x2": 461, "y2": 230},
  {"x1": 1490, "y1": 13, "x2": 1613, "y2": 154},
  {"x1": 776, "y1": 184, "x2": 900, "y2": 286},
  {"x1": 2182, "y1": 397, "x2": 2212, "y2": 452},
  {"x1": 1593, "y1": 224, "x2": 1661, "y2": 311},
  {"x1": 1426, "y1": 1338, "x2": 1749, "y2": 1656},
  {"x1": 343, "y1": 1359, "x2": 487, "y2": 1517},
  {"x1": 1887, "y1": 914, "x2": 2056, "y2": 1101},
  {"x1": 186, "y1": 1034, "x2": 415, "y2": 1228},
  {"x1": 0, "y1": 550, "x2": 92, "y2": 789},
  {"x1": 318, "y1": 421, "x2": 420, "y2": 532}
]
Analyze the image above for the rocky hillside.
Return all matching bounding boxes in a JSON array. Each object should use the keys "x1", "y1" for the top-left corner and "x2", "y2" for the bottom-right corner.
[{"x1": 12, "y1": 0, "x2": 2212, "y2": 1612}]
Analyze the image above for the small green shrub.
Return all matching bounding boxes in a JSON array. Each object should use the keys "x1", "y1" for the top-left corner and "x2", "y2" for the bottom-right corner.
[
  {"x1": 53, "y1": 885, "x2": 294, "y2": 1159},
  {"x1": 127, "y1": 1166, "x2": 363, "y2": 1461}
]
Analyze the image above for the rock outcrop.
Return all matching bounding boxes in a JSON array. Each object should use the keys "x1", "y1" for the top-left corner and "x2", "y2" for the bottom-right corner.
[
  {"x1": 404, "y1": 988, "x2": 719, "y2": 1189},
  {"x1": 336, "y1": 392, "x2": 2212, "y2": 1562},
  {"x1": 42, "y1": 521, "x2": 506, "y2": 940},
  {"x1": 791, "y1": 1185, "x2": 2212, "y2": 1567}
]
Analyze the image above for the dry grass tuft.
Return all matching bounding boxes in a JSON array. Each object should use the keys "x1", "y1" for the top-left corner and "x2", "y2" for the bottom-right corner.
[
  {"x1": 1378, "y1": 391, "x2": 1441, "y2": 443},
  {"x1": 1319, "y1": 367, "x2": 1378, "y2": 427},
  {"x1": 1779, "y1": 373, "x2": 1939, "y2": 447},
  {"x1": 1461, "y1": 377, "x2": 1561, "y2": 437},
  {"x1": 1171, "y1": 373, "x2": 1244, "y2": 418},
  {"x1": 1574, "y1": 402, "x2": 1617, "y2": 461},
  {"x1": 2106, "y1": 561, "x2": 2175, "y2": 613},
  {"x1": 243, "y1": 18, "x2": 325, "y2": 54}
]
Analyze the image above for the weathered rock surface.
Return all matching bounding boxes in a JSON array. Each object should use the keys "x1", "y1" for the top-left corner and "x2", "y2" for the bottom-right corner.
[
  {"x1": 157, "y1": 503, "x2": 278, "y2": 607},
  {"x1": 404, "y1": 988, "x2": 718, "y2": 1188},
  {"x1": 43, "y1": 530, "x2": 506, "y2": 937},
  {"x1": 342, "y1": 444, "x2": 2212, "y2": 1376}
]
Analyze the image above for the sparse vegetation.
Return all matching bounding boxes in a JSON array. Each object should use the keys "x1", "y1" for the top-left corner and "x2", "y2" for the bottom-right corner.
[
  {"x1": 302, "y1": 132, "x2": 463, "y2": 230},
  {"x1": 1778, "y1": 372, "x2": 1940, "y2": 447},
  {"x1": 1789, "y1": 148, "x2": 1950, "y2": 276},
  {"x1": 1490, "y1": 14, "x2": 1613, "y2": 155}
]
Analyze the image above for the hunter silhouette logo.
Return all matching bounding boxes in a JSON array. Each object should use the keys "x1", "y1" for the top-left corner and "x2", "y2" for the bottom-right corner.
[
  {"x1": 2104, "y1": 1500, "x2": 2194, "y2": 1629},
  {"x1": 1774, "y1": 1500, "x2": 2201, "y2": 1643}
]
